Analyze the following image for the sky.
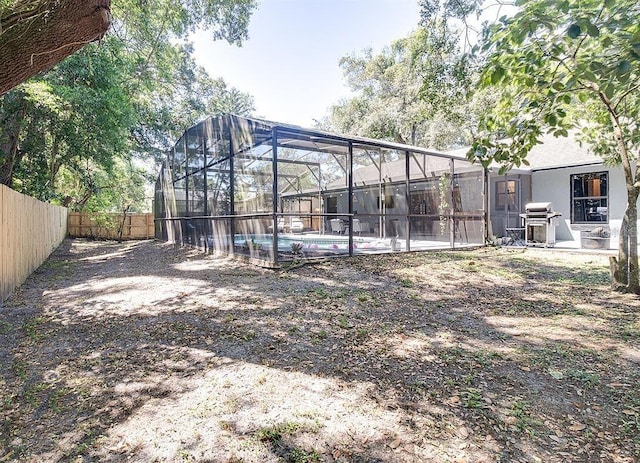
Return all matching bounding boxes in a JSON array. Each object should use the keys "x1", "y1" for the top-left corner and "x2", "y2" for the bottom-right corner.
[{"x1": 192, "y1": 0, "x2": 421, "y2": 128}]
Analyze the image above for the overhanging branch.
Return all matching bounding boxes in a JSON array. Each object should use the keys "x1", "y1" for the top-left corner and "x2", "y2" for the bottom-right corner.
[{"x1": 0, "y1": 0, "x2": 111, "y2": 96}]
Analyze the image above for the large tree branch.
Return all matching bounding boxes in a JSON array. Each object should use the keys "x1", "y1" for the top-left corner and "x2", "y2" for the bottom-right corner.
[
  {"x1": 0, "y1": 0, "x2": 111, "y2": 96},
  {"x1": 0, "y1": 1, "x2": 49, "y2": 35},
  {"x1": 614, "y1": 81, "x2": 640, "y2": 113},
  {"x1": 592, "y1": 85, "x2": 635, "y2": 192}
]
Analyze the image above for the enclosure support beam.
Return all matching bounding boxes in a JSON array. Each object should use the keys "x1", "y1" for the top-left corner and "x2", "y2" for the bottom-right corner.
[
  {"x1": 378, "y1": 152, "x2": 383, "y2": 239},
  {"x1": 272, "y1": 128, "x2": 279, "y2": 265},
  {"x1": 203, "y1": 134, "x2": 208, "y2": 217},
  {"x1": 202, "y1": 133, "x2": 209, "y2": 251},
  {"x1": 483, "y1": 167, "x2": 490, "y2": 243},
  {"x1": 183, "y1": 135, "x2": 189, "y2": 217},
  {"x1": 410, "y1": 152, "x2": 428, "y2": 179},
  {"x1": 228, "y1": 122, "x2": 236, "y2": 256},
  {"x1": 405, "y1": 150, "x2": 410, "y2": 252},
  {"x1": 348, "y1": 142, "x2": 354, "y2": 257},
  {"x1": 450, "y1": 159, "x2": 455, "y2": 249}
]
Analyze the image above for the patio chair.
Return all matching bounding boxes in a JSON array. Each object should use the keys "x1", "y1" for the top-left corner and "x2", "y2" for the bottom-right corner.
[
  {"x1": 268, "y1": 218, "x2": 285, "y2": 232},
  {"x1": 330, "y1": 219, "x2": 344, "y2": 234},
  {"x1": 352, "y1": 218, "x2": 362, "y2": 235},
  {"x1": 289, "y1": 217, "x2": 304, "y2": 233}
]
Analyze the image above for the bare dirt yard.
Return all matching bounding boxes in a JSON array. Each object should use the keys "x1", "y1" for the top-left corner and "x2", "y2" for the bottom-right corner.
[{"x1": 1, "y1": 238, "x2": 639, "y2": 463}]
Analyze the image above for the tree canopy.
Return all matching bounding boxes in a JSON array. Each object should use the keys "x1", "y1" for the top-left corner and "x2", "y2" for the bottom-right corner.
[
  {"x1": 0, "y1": 0, "x2": 111, "y2": 96},
  {"x1": 321, "y1": 22, "x2": 485, "y2": 150},
  {"x1": 0, "y1": 0, "x2": 256, "y2": 212},
  {"x1": 468, "y1": 0, "x2": 640, "y2": 292}
]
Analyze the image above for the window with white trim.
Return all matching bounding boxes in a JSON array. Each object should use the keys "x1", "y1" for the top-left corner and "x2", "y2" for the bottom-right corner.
[{"x1": 495, "y1": 180, "x2": 518, "y2": 211}]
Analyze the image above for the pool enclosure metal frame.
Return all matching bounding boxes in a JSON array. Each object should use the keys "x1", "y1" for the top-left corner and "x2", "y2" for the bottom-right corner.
[{"x1": 154, "y1": 114, "x2": 488, "y2": 266}]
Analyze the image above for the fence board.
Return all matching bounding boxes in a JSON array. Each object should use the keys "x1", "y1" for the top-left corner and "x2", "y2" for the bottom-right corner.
[
  {"x1": 0, "y1": 185, "x2": 68, "y2": 303},
  {"x1": 67, "y1": 212, "x2": 154, "y2": 240}
]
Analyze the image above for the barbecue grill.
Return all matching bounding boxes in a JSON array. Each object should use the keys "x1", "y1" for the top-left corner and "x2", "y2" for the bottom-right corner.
[{"x1": 520, "y1": 202, "x2": 562, "y2": 247}]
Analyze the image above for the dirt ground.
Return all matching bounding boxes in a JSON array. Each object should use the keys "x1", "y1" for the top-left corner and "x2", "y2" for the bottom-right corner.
[{"x1": 1, "y1": 238, "x2": 639, "y2": 463}]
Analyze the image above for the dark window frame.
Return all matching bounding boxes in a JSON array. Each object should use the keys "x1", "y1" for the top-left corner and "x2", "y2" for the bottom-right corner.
[{"x1": 570, "y1": 171, "x2": 609, "y2": 224}]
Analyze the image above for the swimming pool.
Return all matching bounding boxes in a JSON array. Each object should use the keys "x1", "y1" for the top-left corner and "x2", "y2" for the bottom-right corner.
[{"x1": 234, "y1": 233, "x2": 392, "y2": 253}]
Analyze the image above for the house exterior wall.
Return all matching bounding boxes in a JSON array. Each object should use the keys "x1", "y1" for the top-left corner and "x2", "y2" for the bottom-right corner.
[{"x1": 531, "y1": 163, "x2": 630, "y2": 248}]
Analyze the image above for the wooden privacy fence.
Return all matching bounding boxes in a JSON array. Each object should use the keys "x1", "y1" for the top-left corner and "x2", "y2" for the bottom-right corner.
[
  {"x1": 67, "y1": 212, "x2": 154, "y2": 240},
  {"x1": 1, "y1": 184, "x2": 68, "y2": 303}
]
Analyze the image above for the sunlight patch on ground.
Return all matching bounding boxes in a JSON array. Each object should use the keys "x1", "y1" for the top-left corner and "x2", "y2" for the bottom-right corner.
[
  {"x1": 486, "y1": 315, "x2": 587, "y2": 340},
  {"x1": 40, "y1": 275, "x2": 244, "y2": 322},
  {"x1": 388, "y1": 332, "x2": 438, "y2": 361},
  {"x1": 92, "y1": 358, "x2": 496, "y2": 462},
  {"x1": 171, "y1": 256, "x2": 244, "y2": 272},
  {"x1": 483, "y1": 315, "x2": 640, "y2": 365},
  {"x1": 77, "y1": 249, "x2": 135, "y2": 262},
  {"x1": 95, "y1": 360, "x2": 401, "y2": 461}
]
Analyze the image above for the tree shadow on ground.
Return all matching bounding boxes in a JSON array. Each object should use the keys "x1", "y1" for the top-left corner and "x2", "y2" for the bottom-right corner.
[{"x1": 1, "y1": 239, "x2": 638, "y2": 462}]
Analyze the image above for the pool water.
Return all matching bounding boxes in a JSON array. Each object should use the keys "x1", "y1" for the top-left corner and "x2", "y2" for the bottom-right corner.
[{"x1": 234, "y1": 233, "x2": 392, "y2": 252}]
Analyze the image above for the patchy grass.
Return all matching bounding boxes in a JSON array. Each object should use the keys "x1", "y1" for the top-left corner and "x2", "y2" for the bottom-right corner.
[
  {"x1": 256, "y1": 422, "x2": 321, "y2": 463},
  {"x1": 1, "y1": 240, "x2": 638, "y2": 462}
]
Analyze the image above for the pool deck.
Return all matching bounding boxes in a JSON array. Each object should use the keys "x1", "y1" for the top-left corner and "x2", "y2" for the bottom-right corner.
[
  {"x1": 502, "y1": 238, "x2": 618, "y2": 255},
  {"x1": 276, "y1": 233, "x2": 480, "y2": 253}
]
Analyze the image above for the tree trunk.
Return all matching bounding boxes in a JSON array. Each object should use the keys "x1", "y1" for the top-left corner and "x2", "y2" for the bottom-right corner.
[
  {"x1": 605, "y1": 103, "x2": 639, "y2": 293},
  {"x1": 117, "y1": 205, "x2": 132, "y2": 242},
  {"x1": 616, "y1": 212, "x2": 629, "y2": 284},
  {"x1": 610, "y1": 187, "x2": 640, "y2": 294},
  {"x1": 0, "y1": 0, "x2": 111, "y2": 96},
  {"x1": 626, "y1": 187, "x2": 640, "y2": 293},
  {"x1": 610, "y1": 256, "x2": 624, "y2": 291}
]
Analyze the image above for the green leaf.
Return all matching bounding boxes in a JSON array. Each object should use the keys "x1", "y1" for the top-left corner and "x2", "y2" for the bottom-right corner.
[
  {"x1": 491, "y1": 66, "x2": 505, "y2": 84},
  {"x1": 583, "y1": 70, "x2": 597, "y2": 83},
  {"x1": 567, "y1": 24, "x2": 582, "y2": 39},
  {"x1": 589, "y1": 61, "x2": 604, "y2": 72},
  {"x1": 545, "y1": 113, "x2": 558, "y2": 126},
  {"x1": 616, "y1": 60, "x2": 631, "y2": 74},
  {"x1": 585, "y1": 22, "x2": 600, "y2": 38},
  {"x1": 498, "y1": 165, "x2": 510, "y2": 175},
  {"x1": 603, "y1": 84, "x2": 614, "y2": 100}
]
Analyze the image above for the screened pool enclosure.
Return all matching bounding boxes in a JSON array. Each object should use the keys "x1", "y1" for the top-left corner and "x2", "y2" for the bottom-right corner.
[{"x1": 154, "y1": 114, "x2": 487, "y2": 265}]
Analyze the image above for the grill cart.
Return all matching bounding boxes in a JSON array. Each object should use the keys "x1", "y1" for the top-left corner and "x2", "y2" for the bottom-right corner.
[{"x1": 520, "y1": 202, "x2": 562, "y2": 247}]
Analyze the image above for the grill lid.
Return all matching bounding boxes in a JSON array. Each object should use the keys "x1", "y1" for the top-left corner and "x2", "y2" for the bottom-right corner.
[{"x1": 525, "y1": 202, "x2": 553, "y2": 213}]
